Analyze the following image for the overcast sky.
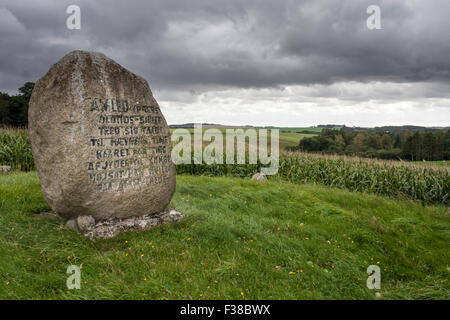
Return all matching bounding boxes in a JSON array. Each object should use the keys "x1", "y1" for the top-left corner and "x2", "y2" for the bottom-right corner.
[{"x1": 1, "y1": 0, "x2": 449, "y2": 127}]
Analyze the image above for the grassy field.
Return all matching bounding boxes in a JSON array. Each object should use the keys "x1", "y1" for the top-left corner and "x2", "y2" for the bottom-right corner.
[
  {"x1": 412, "y1": 161, "x2": 449, "y2": 167},
  {"x1": 277, "y1": 132, "x2": 316, "y2": 149},
  {"x1": 275, "y1": 127, "x2": 323, "y2": 133},
  {"x1": 0, "y1": 171, "x2": 448, "y2": 299}
]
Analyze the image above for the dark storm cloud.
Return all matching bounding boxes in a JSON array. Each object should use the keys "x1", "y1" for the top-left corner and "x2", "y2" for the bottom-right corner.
[{"x1": 1, "y1": 0, "x2": 450, "y2": 95}]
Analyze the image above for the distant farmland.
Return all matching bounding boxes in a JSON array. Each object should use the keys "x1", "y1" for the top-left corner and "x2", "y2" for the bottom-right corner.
[{"x1": 169, "y1": 127, "x2": 318, "y2": 150}]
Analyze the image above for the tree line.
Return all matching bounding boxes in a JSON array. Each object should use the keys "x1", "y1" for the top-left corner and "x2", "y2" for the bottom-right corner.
[
  {"x1": 294, "y1": 128, "x2": 450, "y2": 161},
  {"x1": 0, "y1": 82, "x2": 34, "y2": 127}
]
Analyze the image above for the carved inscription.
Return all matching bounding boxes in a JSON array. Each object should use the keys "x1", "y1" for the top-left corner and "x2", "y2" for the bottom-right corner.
[{"x1": 86, "y1": 98, "x2": 171, "y2": 192}]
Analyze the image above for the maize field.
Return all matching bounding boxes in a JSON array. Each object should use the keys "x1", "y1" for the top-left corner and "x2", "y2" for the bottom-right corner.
[{"x1": 0, "y1": 127, "x2": 34, "y2": 171}]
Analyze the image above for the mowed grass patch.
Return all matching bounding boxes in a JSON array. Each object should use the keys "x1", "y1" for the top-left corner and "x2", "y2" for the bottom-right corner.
[
  {"x1": 412, "y1": 161, "x2": 450, "y2": 167},
  {"x1": 0, "y1": 172, "x2": 448, "y2": 299}
]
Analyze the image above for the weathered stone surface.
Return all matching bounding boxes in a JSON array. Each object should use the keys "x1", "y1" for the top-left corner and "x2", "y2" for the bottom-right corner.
[
  {"x1": 0, "y1": 166, "x2": 11, "y2": 173},
  {"x1": 28, "y1": 50, "x2": 175, "y2": 220},
  {"x1": 82, "y1": 208, "x2": 184, "y2": 239},
  {"x1": 77, "y1": 215, "x2": 95, "y2": 232},
  {"x1": 251, "y1": 172, "x2": 266, "y2": 181},
  {"x1": 39, "y1": 211, "x2": 61, "y2": 219},
  {"x1": 66, "y1": 219, "x2": 78, "y2": 230}
]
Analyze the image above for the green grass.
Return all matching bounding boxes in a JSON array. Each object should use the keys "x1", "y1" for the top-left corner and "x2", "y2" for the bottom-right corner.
[
  {"x1": 412, "y1": 161, "x2": 449, "y2": 167},
  {"x1": 275, "y1": 127, "x2": 323, "y2": 133},
  {"x1": 0, "y1": 171, "x2": 448, "y2": 299},
  {"x1": 278, "y1": 132, "x2": 316, "y2": 149}
]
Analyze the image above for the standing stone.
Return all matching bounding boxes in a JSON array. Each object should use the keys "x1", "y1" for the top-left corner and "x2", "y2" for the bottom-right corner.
[
  {"x1": 77, "y1": 215, "x2": 95, "y2": 232},
  {"x1": 65, "y1": 219, "x2": 78, "y2": 231},
  {"x1": 251, "y1": 172, "x2": 266, "y2": 181},
  {"x1": 28, "y1": 50, "x2": 175, "y2": 220},
  {"x1": 0, "y1": 166, "x2": 11, "y2": 173}
]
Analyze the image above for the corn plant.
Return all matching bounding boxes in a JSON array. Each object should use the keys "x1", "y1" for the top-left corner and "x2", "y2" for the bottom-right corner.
[{"x1": 0, "y1": 127, "x2": 35, "y2": 171}]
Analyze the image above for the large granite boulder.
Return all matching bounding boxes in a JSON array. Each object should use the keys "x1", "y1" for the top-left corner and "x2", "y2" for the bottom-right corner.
[{"x1": 28, "y1": 50, "x2": 175, "y2": 220}]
